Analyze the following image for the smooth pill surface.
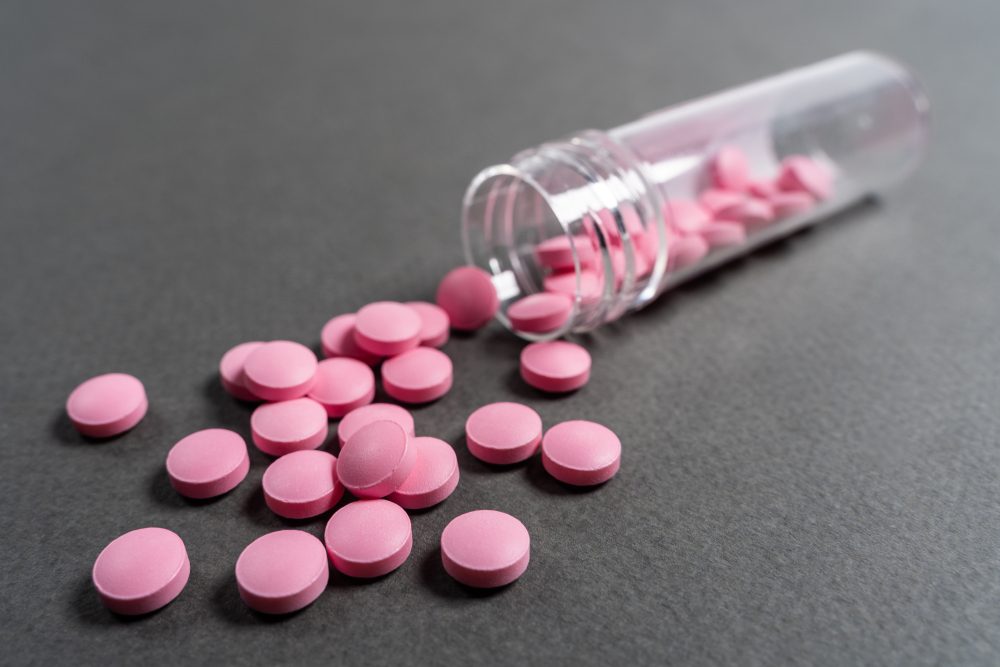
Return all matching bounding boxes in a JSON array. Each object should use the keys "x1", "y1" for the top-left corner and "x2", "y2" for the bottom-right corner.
[
  {"x1": 748, "y1": 179, "x2": 779, "y2": 198},
  {"x1": 235, "y1": 530, "x2": 329, "y2": 614},
  {"x1": 66, "y1": 373, "x2": 148, "y2": 438},
  {"x1": 388, "y1": 437, "x2": 459, "y2": 509},
  {"x1": 406, "y1": 301, "x2": 451, "y2": 348},
  {"x1": 535, "y1": 235, "x2": 595, "y2": 271},
  {"x1": 701, "y1": 221, "x2": 747, "y2": 248},
  {"x1": 777, "y1": 155, "x2": 833, "y2": 199},
  {"x1": 324, "y1": 500, "x2": 413, "y2": 578},
  {"x1": 380, "y1": 347, "x2": 453, "y2": 404},
  {"x1": 440, "y1": 510, "x2": 530, "y2": 588},
  {"x1": 435, "y1": 266, "x2": 499, "y2": 331},
  {"x1": 710, "y1": 144, "x2": 750, "y2": 192},
  {"x1": 665, "y1": 199, "x2": 711, "y2": 234},
  {"x1": 353, "y1": 301, "x2": 422, "y2": 357},
  {"x1": 771, "y1": 191, "x2": 816, "y2": 218},
  {"x1": 320, "y1": 314, "x2": 382, "y2": 365},
  {"x1": 243, "y1": 340, "x2": 318, "y2": 402},
  {"x1": 92, "y1": 527, "x2": 190, "y2": 615},
  {"x1": 667, "y1": 233, "x2": 710, "y2": 271},
  {"x1": 541, "y1": 420, "x2": 622, "y2": 486},
  {"x1": 166, "y1": 428, "x2": 250, "y2": 499},
  {"x1": 699, "y1": 188, "x2": 745, "y2": 216},
  {"x1": 263, "y1": 450, "x2": 343, "y2": 519},
  {"x1": 507, "y1": 293, "x2": 573, "y2": 333},
  {"x1": 715, "y1": 198, "x2": 774, "y2": 228},
  {"x1": 307, "y1": 357, "x2": 375, "y2": 418},
  {"x1": 543, "y1": 269, "x2": 603, "y2": 303},
  {"x1": 337, "y1": 403, "x2": 415, "y2": 448},
  {"x1": 219, "y1": 341, "x2": 264, "y2": 401},
  {"x1": 337, "y1": 420, "x2": 415, "y2": 498},
  {"x1": 520, "y1": 341, "x2": 591, "y2": 393},
  {"x1": 465, "y1": 402, "x2": 543, "y2": 464},
  {"x1": 251, "y1": 398, "x2": 328, "y2": 457}
]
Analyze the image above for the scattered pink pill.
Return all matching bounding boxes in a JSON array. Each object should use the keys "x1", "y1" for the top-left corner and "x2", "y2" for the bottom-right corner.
[
  {"x1": 353, "y1": 301, "x2": 422, "y2": 357},
  {"x1": 714, "y1": 197, "x2": 774, "y2": 228},
  {"x1": 541, "y1": 420, "x2": 622, "y2": 486},
  {"x1": 324, "y1": 499, "x2": 413, "y2": 578},
  {"x1": 543, "y1": 269, "x2": 603, "y2": 303},
  {"x1": 748, "y1": 179, "x2": 779, "y2": 199},
  {"x1": 667, "y1": 232, "x2": 710, "y2": 271},
  {"x1": 507, "y1": 292, "x2": 573, "y2": 333},
  {"x1": 405, "y1": 301, "x2": 451, "y2": 348},
  {"x1": 337, "y1": 403, "x2": 415, "y2": 448},
  {"x1": 320, "y1": 313, "x2": 382, "y2": 366},
  {"x1": 243, "y1": 340, "x2": 318, "y2": 402},
  {"x1": 770, "y1": 190, "x2": 816, "y2": 218},
  {"x1": 465, "y1": 402, "x2": 543, "y2": 465},
  {"x1": 440, "y1": 510, "x2": 530, "y2": 588},
  {"x1": 165, "y1": 428, "x2": 250, "y2": 499},
  {"x1": 262, "y1": 450, "x2": 343, "y2": 519},
  {"x1": 380, "y1": 347, "x2": 453, "y2": 404},
  {"x1": 701, "y1": 221, "x2": 747, "y2": 248},
  {"x1": 710, "y1": 145, "x2": 750, "y2": 192},
  {"x1": 66, "y1": 373, "x2": 148, "y2": 439},
  {"x1": 664, "y1": 198, "x2": 711, "y2": 234},
  {"x1": 520, "y1": 340, "x2": 591, "y2": 393},
  {"x1": 219, "y1": 341, "x2": 264, "y2": 402},
  {"x1": 535, "y1": 235, "x2": 595, "y2": 271},
  {"x1": 307, "y1": 357, "x2": 376, "y2": 418},
  {"x1": 235, "y1": 530, "x2": 329, "y2": 614},
  {"x1": 250, "y1": 397, "x2": 328, "y2": 457},
  {"x1": 435, "y1": 266, "x2": 499, "y2": 331},
  {"x1": 92, "y1": 527, "x2": 190, "y2": 615},
  {"x1": 337, "y1": 420, "x2": 416, "y2": 498},
  {"x1": 388, "y1": 437, "x2": 460, "y2": 510},
  {"x1": 777, "y1": 155, "x2": 834, "y2": 199},
  {"x1": 699, "y1": 188, "x2": 746, "y2": 216}
]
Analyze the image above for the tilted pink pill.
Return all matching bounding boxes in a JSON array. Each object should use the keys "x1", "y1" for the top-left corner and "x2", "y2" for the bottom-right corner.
[
  {"x1": 664, "y1": 198, "x2": 711, "y2": 234},
  {"x1": 307, "y1": 357, "x2": 375, "y2": 418},
  {"x1": 520, "y1": 340, "x2": 591, "y2": 393},
  {"x1": 324, "y1": 499, "x2": 412, "y2": 578},
  {"x1": 465, "y1": 401, "x2": 543, "y2": 465},
  {"x1": 710, "y1": 144, "x2": 751, "y2": 192},
  {"x1": 435, "y1": 266, "x2": 499, "y2": 331},
  {"x1": 541, "y1": 420, "x2": 622, "y2": 486},
  {"x1": 405, "y1": 301, "x2": 451, "y2": 348},
  {"x1": 777, "y1": 155, "x2": 834, "y2": 199},
  {"x1": 440, "y1": 510, "x2": 530, "y2": 588},
  {"x1": 353, "y1": 301, "x2": 422, "y2": 357},
  {"x1": 250, "y1": 397, "x2": 329, "y2": 457},
  {"x1": 92, "y1": 527, "x2": 190, "y2": 615},
  {"x1": 320, "y1": 314, "x2": 382, "y2": 366},
  {"x1": 667, "y1": 233, "x2": 710, "y2": 271},
  {"x1": 715, "y1": 197, "x2": 774, "y2": 230},
  {"x1": 165, "y1": 428, "x2": 250, "y2": 499},
  {"x1": 387, "y1": 437, "x2": 460, "y2": 510},
  {"x1": 699, "y1": 188, "x2": 746, "y2": 216},
  {"x1": 66, "y1": 373, "x2": 148, "y2": 439},
  {"x1": 748, "y1": 179, "x2": 779, "y2": 199},
  {"x1": 243, "y1": 340, "x2": 318, "y2": 402},
  {"x1": 337, "y1": 403, "x2": 415, "y2": 448},
  {"x1": 770, "y1": 190, "x2": 816, "y2": 218},
  {"x1": 535, "y1": 235, "x2": 596, "y2": 271},
  {"x1": 262, "y1": 450, "x2": 343, "y2": 519},
  {"x1": 235, "y1": 530, "x2": 328, "y2": 614},
  {"x1": 507, "y1": 292, "x2": 573, "y2": 333},
  {"x1": 337, "y1": 420, "x2": 416, "y2": 498},
  {"x1": 380, "y1": 347, "x2": 453, "y2": 404},
  {"x1": 700, "y1": 221, "x2": 747, "y2": 248},
  {"x1": 543, "y1": 269, "x2": 603, "y2": 303},
  {"x1": 219, "y1": 341, "x2": 264, "y2": 402}
]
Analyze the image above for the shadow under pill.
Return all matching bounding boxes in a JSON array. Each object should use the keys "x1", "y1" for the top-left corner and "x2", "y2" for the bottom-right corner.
[
  {"x1": 210, "y1": 574, "x2": 304, "y2": 625},
  {"x1": 502, "y1": 367, "x2": 581, "y2": 402},
  {"x1": 70, "y1": 575, "x2": 164, "y2": 625},
  {"x1": 49, "y1": 411, "x2": 131, "y2": 447},
  {"x1": 419, "y1": 548, "x2": 509, "y2": 600},
  {"x1": 147, "y1": 466, "x2": 232, "y2": 509},
  {"x1": 523, "y1": 456, "x2": 606, "y2": 496}
]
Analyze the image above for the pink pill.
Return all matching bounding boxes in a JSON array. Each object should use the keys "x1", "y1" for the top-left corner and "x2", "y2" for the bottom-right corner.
[
  {"x1": 541, "y1": 420, "x2": 622, "y2": 486},
  {"x1": 337, "y1": 403, "x2": 415, "y2": 448},
  {"x1": 700, "y1": 221, "x2": 747, "y2": 248},
  {"x1": 353, "y1": 301, "x2": 422, "y2": 357},
  {"x1": 667, "y1": 232, "x2": 710, "y2": 271},
  {"x1": 250, "y1": 397, "x2": 328, "y2": 457},
  {"x1": 235, "y1": 530, "x2": 328, "y2": 614},
  {"x1": 243, "y1": 340, "x2": 318, "y2": 402},
  {"x1": 165, "y1": 428, "x2": 250, "y2": 499},
  {"x1": 388, "y1": 437, "x2": 460, "y2": 510},
  {"x1": 324, "y1": 499, "x2": 412, "y2": 578},
  {"x1": 337, "y1": 420, "x2": 416, "y2": 498},
  {"x1": 777, "y1": 155, "x2": 834, "y2": 199},
  {"x1": 406, "y1": 301, "x2": 451, "y2": 348},
  {"x1": 520, "y1": 341, "x2": 591, "y2": 393},
  {"x1": 465, "y1": 402, "x2": 543, "y2": 465},
  {"x1": 66, "y1": 373, "x2": 148, "y2": 439},
  {"x1": 543, "y1": 269, "x2": 603, "y2": 303},
  {"x1": 307, "y1": 357, "x2": 375, "y2": 418},
  {"x1": 440, "y1": 510, "x2": 530, "y2": 588},
  {"x1": 699, "y1": 188, "x2": 746, "y2": 216},
  {"x1": 770, "y1": 190, "x2": 816, "y2": 218},
  {"x1": 435, "y1": 266, "x2": 499, "y2": 331},
  {"x1": 263, "y1": 450, "x2": 343, "y2": 519},
  {"x1": 535, "y1": 235, "x2": 595, "y2": 271},
  {"x1": 715, "y1": 197, "x2": 774, "y2": 230},
  {"x1": 664, "y1": 199, "x2": 711, "y2": 234},
  {"x1": 748, "y1": 179, "x2": 779, "y2": 199},
  {"x1": 320, "y1": 314, "x2": 382, "y2": 366},
  {"x1": 219, "y1": 341, "x2": 264, "y2": 401},
  {"x1": 380, "y1": 347, "x2": 453, "y2": 404},
  {"x1": 507, "y1": 292, "x2": 573, "y2": 333},
  {"x1": 710, "y1": 144, "x2": 750, "y2": 192},
  {"x1": 92, "y1": 527, "x2": 190, "y2": 615}
]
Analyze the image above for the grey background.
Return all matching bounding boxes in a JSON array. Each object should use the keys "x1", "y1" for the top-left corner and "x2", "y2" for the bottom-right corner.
[{"x1": 1, "y1": 1, "x2": 998, "y2": 665}]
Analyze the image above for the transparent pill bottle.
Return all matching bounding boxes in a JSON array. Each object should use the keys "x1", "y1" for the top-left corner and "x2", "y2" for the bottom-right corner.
[{"x1": 461, "y1": 51, "x2": 929, "y2": 339}]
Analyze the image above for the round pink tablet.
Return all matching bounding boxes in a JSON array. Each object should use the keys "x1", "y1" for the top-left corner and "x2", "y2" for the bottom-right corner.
[
  {"x1": 250, "y1": 397, "x2": 328, "y2": 457},
  {"x1": 541, "y1": 420, "x2": 622, "y2": 486},
  {"x1": 406, "y1": 301, "x2": 450, "y2": 348},
  {"x1": 92, "y1": 527, "x2": 190, "y2": 615},
  {"x1": 235, "y1": 530, "x2": 328, "y2": 614},
  {"x1": 243, "y1": 340, "x2": 318, "y2": 402},
  {"x1": 543, "y1": 269, "x2": 603, "y2": 303},
  {"x1": 262, "y1": 450, "x2": 343, "y2": 519},
  {"x1": 777, "y1": 155, "x2": 833, "y2": 199},
  {"x1": 664, "y1": 199, "x2": 711, "y2": 234},
  {"x1": 165, "y1": 428, "x2": 250, "y2": 499},
  {"x1": 388, "y1": 437, "x2": 460, "y2": 509},
  {"x1": 507, "y1": 293, "x2": 573, "y2": 333},
  {"x1": 435, "y1": 266, "x2": 499, "y2": 331},
  {"x1": 320, "y1": 313, "x2": 382, "y2": 366},
  {"x1": 353, "y1": 301, "x2": 422, "y2": 357},
  {"x1": 710, "y1": 145, "x2": 750, "y2": 192},
  {"x1": 324, "y1": 499, "x2": 412, "y2": 578},
  {"x1": 520, "y1": 341, "x2": 591, "y2": 393},
  {"x1": 770, "y1": 190, "x2": 815, "y2": 218},
  {"x1": 535, "y1": 235, "x2": 595, "y2": 271},
  {"x1": 380, "y1": 347, "x2": 453, "y2": 404},
  {"x1": 66, "y1": 373, "x2": 148, "y2": 439},
  {"x1": 667, "y1": 232, "x2": 710, "y2": 271},
  {"x1": 307, "y1": 357, "x2": 375, "y2": 418},
  {"x1": 337, "y1": 403, "x2": 415, "y2": 448},
  {"x1": 700, "y1": 221, "x2": 747, "y2": 248},
  {"x1": 440, "y1": 510, "x2": 530, "y2": 588},
  {"x1": 699, "y1": 188, "x2": 745, "y2": 216},
  {"x1": 714, "y1": 197, "x2": 774, "y2": 228},
  {"x1": 219, "y1": 341, "x2": 264, "y2": 401},
  {"x1": 465, "y1": 402, "x2": 543, "y2": 464},
  {"x1": 337, "y1": 420, "x2": 416, "y2": 498}
]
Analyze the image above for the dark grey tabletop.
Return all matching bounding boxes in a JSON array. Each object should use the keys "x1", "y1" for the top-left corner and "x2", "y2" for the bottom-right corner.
[{"x1": 2, "y1": 1, "x2": 998, "y2": 665}]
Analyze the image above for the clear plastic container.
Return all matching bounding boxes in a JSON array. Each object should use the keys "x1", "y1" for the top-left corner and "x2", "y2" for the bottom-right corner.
[{"x1": 461, "y1": 51, "x2": 929, "y2": 339}]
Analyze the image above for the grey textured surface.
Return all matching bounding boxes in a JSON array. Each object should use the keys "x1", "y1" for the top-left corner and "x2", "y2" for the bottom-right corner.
[{"x1": 2, "y1": 1, "x2": 999, "y2": 665}]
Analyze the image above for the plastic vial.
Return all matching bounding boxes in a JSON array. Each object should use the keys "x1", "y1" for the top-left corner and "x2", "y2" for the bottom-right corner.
[{"x1": 461, "y1": 51, "x2": 929, "y2": 339}]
